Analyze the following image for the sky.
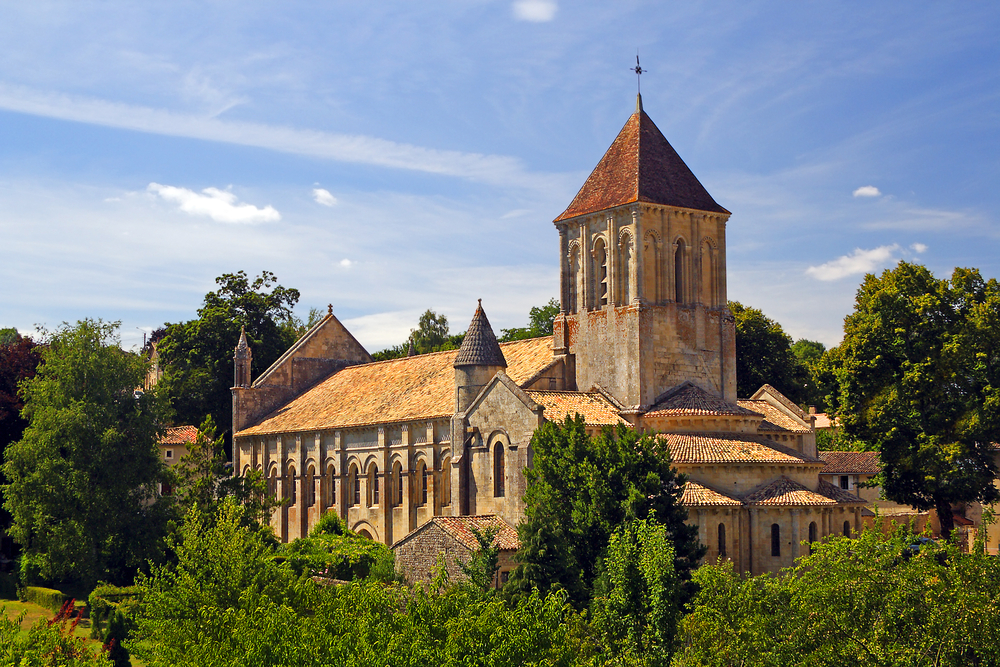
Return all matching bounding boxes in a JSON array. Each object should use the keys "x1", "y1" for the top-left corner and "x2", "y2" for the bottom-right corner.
[{"x1": 1, "y1": 1, "x2": 998, "y2": 352}]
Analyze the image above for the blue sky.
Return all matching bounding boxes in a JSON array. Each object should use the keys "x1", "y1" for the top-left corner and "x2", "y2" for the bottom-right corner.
[{"x1": 1, "y1": 1, "x2": 998, "y2": 352}]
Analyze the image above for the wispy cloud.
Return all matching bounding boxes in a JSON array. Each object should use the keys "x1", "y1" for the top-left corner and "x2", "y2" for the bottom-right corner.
[
  {"x1": 0, "y1": 83, "x2": 554, "y2": 190},
  {"x1": 312, "y1": 188, "x2": 337, "y2": 207},
  {"x1": 806, "y1": 244, "x2": 900, "y2": 281},
  {"x1": 147, "y1": 183, "x2": 280, "y2": 223},
  {"x1": 853, "y1": 185, "x2": 881, "y2": 197},
  {"x1": 512, "y1": 0, "x2": 557, "y2": 22},
  {"x1": 911, "y1": 242, "x2": 928, "y2": 253}
]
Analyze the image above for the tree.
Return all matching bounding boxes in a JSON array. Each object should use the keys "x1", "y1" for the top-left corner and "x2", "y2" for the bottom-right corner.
[
  {"x1": 730, "y1": 301, "x2": 807, "y2": 402},
  {"x1": 2, "y1": 320, "x2": 169, "y2": 586},
  {"x1": 510, "y1": 417, "x2": 703, "y2": 609},
  {"x1": 371, "y1": 308, "x2": 465, "y2": 361},
  {"x1": 459, "y1": 526, "x2": 501, "y2": 592},
  {"x1": 0, "y1": 332, "x2": 42, "y2": 534},
  {"x1": 156, "y1": 271, "x2": 300, "y2": 435},
  {"x1": 835, "y1": 262, "x2": 1000, "y2": 539},
  {"x1": 499, "y1": 298, "x2": 560, "y2": 342}
]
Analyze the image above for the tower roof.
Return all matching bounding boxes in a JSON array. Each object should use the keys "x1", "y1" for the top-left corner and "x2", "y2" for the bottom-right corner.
[
  {"x1": 234, "y1": 326, "x2": 251, "y2": 359},
  {"x1": 454, "y1": 300, "x2": 507, "y2": 368},
  {"x1": 554, "y1": 100, "x2": 729, "y2": 222}
]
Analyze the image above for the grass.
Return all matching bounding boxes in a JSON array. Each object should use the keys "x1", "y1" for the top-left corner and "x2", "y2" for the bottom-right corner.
[{"x1": 1, "y1": 597, "x2": 98, "y2": 648}]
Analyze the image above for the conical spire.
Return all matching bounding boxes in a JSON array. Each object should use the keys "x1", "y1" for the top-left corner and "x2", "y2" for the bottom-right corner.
[
  {"x1": 407, "y1": 336, "x2": 416, "y2": 357},
  {"x1": 235, "y1": 326, "x2": 251, "y2": 359},
  {"x1": 554, "y1": 102, "x2": 729, "y2": 222},
  {"x1": 454, "y1": 299, "x2": 507, "y2": 368}
]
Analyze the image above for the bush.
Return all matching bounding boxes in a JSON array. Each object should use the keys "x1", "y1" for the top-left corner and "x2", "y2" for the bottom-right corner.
[
  {"x1": 89, "y1": 584, "x2": 140, "y2": 641},
  {"x1": 23, "y1": 586, "x2": 68, "y2": 612}
]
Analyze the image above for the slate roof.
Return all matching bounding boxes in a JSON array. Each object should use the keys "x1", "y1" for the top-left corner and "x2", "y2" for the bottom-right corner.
[
  {"x1": 660, "y1": 433, "x2": 823, "y2": 465},
  {"x1": 554, "y1": 103, "x2": 729, "y2": 222},
  {"x1": 645, "y1": 382, "x2": 759, "y2": 417},
  {"x1": 680, "y1": 481, "x2": 743, "y2": 507},
  {"x1": 237, "y1": 337, "x2": 552, "y2": 436},
  {"x1": 818, "y1": 451, "x2": 881, "y2": 475},
  {"x1": 745, "y1": 477, "x2": 838, "y2": 506},
  {"x1": 738, "y1": 400, "x2": 811, "y2": 433},
  {"x1": 160, "y1": 425, "x2": 198, "y2": 445},
  {"x1": 817, "y1": 480, "x2": 868, "y2": 504},
  {"x1": 426, "y1": 515, "x2": 521, "y2": 551},
  {"x1": 525, "y1": 390, "x2": 627, "y2": 426},
  {"x1": 454, "y1": 301, "x2": 506, "y2": 368}
]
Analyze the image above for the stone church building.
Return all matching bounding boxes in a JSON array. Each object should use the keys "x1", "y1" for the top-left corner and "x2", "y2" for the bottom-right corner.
[{"x1": 231, "y1": 94, "x2": 865, "y2": 575}]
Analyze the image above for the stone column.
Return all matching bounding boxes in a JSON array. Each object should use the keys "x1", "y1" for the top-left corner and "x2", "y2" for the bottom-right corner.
[
  {"x1": 748, "y1": 507, "x2": 758, "y2": 575},
  {"x1": 606, "y1": 215, "x2": 616, "y2": 306},
  {"x1": 579, "y1": 222, "x2": 590, "y2": 310},
  {"x1": 558, "y1": 225, "x2": 569, "y2": 313},
  {"x1": 790, "y1": 509, "x2": 801, "y2": 561},
  {"x1": 697, "y1": 509, "x2": 707, "y2": 561},
  {"x1": 632, "y1": 208, "x2": 643, "y2": 303}
]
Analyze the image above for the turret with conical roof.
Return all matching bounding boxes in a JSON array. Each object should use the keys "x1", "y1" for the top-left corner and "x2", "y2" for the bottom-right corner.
[
  {"x1": 454, "y1": 300, "x2": 507, "y2": 412},
  {"x1": 234, "y1": 326, "x2": 253, "y2": 388}
]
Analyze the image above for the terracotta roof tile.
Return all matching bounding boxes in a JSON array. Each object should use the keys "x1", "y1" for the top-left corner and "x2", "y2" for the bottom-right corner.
[
  {"x1": 646, "y1": 383, "x2": 759, "y2": 417},
  {"x1": 525, "y1": 390, "x2": 626, "y2": 426},
  {"x1": 661, "y1": 432, "x2": 822, "y2": 464},
  {"x1": 745, "y1": 477, "x2": 837, "y2": 506},
  {"x1": 817, "y1": 480, "x2": 868, "y2": 504},
  {"x1": 160, "y1": 425, "x2": 198, "y2": 445},
  {"x1": 237, "y1": 337, "x2": 553, "y2": 436},
  {"x1": 554, "y1": 107, "x2": 728, "y2": 222},
  {"x1": 738, "y1": 400, "x2": 811, "y2": 433},
  {"x1": 454, "y1": 301, "x2": 506, "y2": 368},
  {"x1": 818, "y1": 451, "x2": 881, "y2": 475},
  {"x1": 812, "y1": 413, "x2": 836, "y2": 430},
  {"x1": 680, "y1": 481, "x2": 743, "y2": 507},
  {"x1": 431, "y1": 515, "x2": 520, "y2": 551}
]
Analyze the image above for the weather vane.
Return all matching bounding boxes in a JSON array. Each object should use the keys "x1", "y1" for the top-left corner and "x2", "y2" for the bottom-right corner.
[{"x1": 633, "y1": 54, "x2": 646, "y2": 94}]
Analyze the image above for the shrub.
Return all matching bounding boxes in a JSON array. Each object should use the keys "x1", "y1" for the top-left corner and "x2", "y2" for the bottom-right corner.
[
  {"x1": 89, "y1": 584, "x2": 140, "y2": 641},
  {"x1": 23, "y1": 586, "x2": 68, "y2": 612}
]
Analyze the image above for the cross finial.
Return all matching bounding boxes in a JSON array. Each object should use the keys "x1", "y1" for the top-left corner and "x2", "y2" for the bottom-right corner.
[
  {"x1": 327, "y1": 303, "x2": 333, "y2": 316},
  {"x1": 633, "y1": 54, "x2": 646, "y2": 94}
]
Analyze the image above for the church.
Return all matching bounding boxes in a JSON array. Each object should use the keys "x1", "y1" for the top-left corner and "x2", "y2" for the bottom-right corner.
[{"x1": 230, "y1": 94, "x2": 865, "y2": 576}]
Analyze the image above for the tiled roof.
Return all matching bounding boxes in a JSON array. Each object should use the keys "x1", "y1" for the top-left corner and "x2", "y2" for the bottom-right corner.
[
  {"x1": 745, "y1": 477, "x2": 837, "y2": 506},
  {"x1": 645, "y1": 383, "x2": 759, "y2": 417},
  {"x1": 554, "y1": 104, "x2": 728, "y2": 222},
  {"x1": 812, "y1": 413, "x2": 836, "y2": 430},
  {"x1": 660, "y1": 432, "x2": 822, "y2": 464},
  {"x1": 817, "y1": 480, "x2": 868, "y2": 504},
  {"x1": 454, "y1": 301, "x2": 506, "y2": 368},
  {"x1": 237, "y1": 337, "x2": 553, "y2": 436},
  {"x1": 431, "y1": 515, "x2": 521, "y2": 551},
  {"x1": 680, "y1": 481, "x2": 743, "y2": 507},
  {"x1": 818, "y1": 451, "x2": 881, "y2": 474},
  {"x1": 525, "y1": 390, "x2": 626, "y2": 426},
  {"x1": 161, "y1": 425, "x2": 198, "y2": 445},
  {"x1": 738, "y1": 400, "x2": 810, "y2": 433}
]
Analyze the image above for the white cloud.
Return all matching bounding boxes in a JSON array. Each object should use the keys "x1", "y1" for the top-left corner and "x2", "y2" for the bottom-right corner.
[
  {"x1": 147, "y1": 183, "x2": 280, "y2": 223},
  {"x1": 312, "y1": 188, "x2": 337, "y2": 206},
  {"x1": 805, "y1": 244, "x2": 900, "y2": 281},
  {"x1": 853, "y1": 185, "x2": 881, "y2": 198},
  {"x1": 512, "y1": 0, "x2": 557, "y2": 22},
  {"x1": 911, "y1": 242, "x2": 928, "y2": 253},
  {"x1": 339, "y1": 258, "x2": 353, "y2": 268}
]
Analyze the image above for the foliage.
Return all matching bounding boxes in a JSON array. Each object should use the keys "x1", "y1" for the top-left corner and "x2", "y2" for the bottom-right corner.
[
  {"x1": 170, "y1": 415, "x2": 281, "y2": 527},
  {"x1": 499, "y1": 298, "x2": 560, "y2": 342},
  {"x1": 2, "y1": 320, "x2": 169, "y2": 587},
  {"x1": 275, "y1": 515, "x2": 397, "y2": 583},
  {"x1": 791, "y1": 338, "x2": 830, "y2": 409},
  {"x1": 730, "y1": 301, "x2": 806, "y2": 402},
  {"x1": 458, "y1": 526, "x2": 501, "y2": 592},
  {"x1": 591, "y1": 518, "x2": 680, "y2": 666},
  {"x1": 510, "y1": 417, "x2": 703, "y2": 609},
  {"x1": 371, "y1": 308, "x2": 466, "y2": 361},
  {"x1": 22, "y1": 586, "x2": 68, "y2": 613},
  {"x1": 0, "y1": 603, "x2": 111, "y2": 666},
  {"x1": 0, "y1": 331, "x2": 42, "y2": 531},
  {"x1": 834, "y1": 263, "x2": 1000, "y2": 538},
  {"x1": 675, "y1": 526, "x2": 1000, "y2": 667},
  {"x1": 156, "y1": 270, "x2": 301, "y2": 434},
  {"x1": 88, "y1": 585, "x2": 139, "y2": 667}
]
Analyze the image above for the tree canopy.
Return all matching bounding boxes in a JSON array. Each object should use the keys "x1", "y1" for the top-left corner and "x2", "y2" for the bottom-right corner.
[
  {"x1": 156, "y1": 271, "x2": 301, "y2": 435},
  {"x1": 0, "y1": 331, "x2": 42, "y2": 533},
  {"x1": 833, "y1": 263, "x2": 1000, "y2": 538},
  {"x1": 730, "y1": 301, "x2": 807, "y2": 402},
  {"x1": 2, "y1": 319, "x2": 169, "y2": 587},
  {"x1": 499, "y1": 298, "x2": 560, "y2": 342}
]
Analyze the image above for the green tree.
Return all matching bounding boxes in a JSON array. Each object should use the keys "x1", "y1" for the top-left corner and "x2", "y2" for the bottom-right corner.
[
  {"x1": 156, "y1": 271, "x2": 300, "y2": 435},
  {"x1": 731, "y1": 301, "x2": 806, "y2": 402},
  {"x1": 2, "y1": 320, "x2": 169, "y2": 587},
  {"x1": 0, "y1": 332, "x2": 42, "y2": 535},
  {"x1": 835, "y1": 263, "x2": 1000, "y2": 538},
  {"x1": 371, "y1": 308, "x2": 465, "y2": 361},
  {"x1": 499, "y1": 298, "x2": 560, "y2": 342},
  {"x1": 510, "y1": 417, "x2": 703, "y2": 609},
  {"x1": 459, "y1": 526, "x2": 501, "y2": 592}
]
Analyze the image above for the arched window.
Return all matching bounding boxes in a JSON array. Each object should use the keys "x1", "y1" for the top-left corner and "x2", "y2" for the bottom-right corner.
[
  {"x1": 494, "y1": 444, "x2": 505, "y2": 497},
  {"x1": 325, "y1": 464, "x2": 336, "y2": 506},
  {"x1": 595, "y1": 239, "x2": 608, "y2": 307},
  {"x1": 674, "y1": 239, "x2": 686, "y2": 303},
  {"x1": 843, "y1": 520, "x2": 851, "y2": 537},
  {"x1": 718, "y1": 523, "x2": 726, "y2": 558},
  {"x1": 286, "y1": 465, "x2": 297, "y2": 505},
  {"x1": 809, "y1": 521, "x2": 817, "y2": 544},
  {"x1": 392, "y1": 461, "x2": 403, "y2": 507},
  {"x1": 349, "y1": 464, "x2": 360, "y2": 506},
  {"x1": 418, "y1": 462, "x2": 428, "y2": 506},
  {"x1": 369, "y1": 463, "x2": 379, "y2": 506},
  {"x1": 441, "y1": 458, "x2": 451, "y2": 506},
  {"x1": 306, "y1": 465, "x2": 316, "y2": 507},
  {"x1": 771, "y1": 523, "x2": 781, "y2": 557}
]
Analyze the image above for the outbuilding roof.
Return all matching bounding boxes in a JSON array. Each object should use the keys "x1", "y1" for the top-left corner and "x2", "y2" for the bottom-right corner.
[
  {"x1": 160, "y1": 425, "x2": 198, "y2": 445},
  {"x1": 818, "y1": 451, "x2": 881, "y2": 475}
]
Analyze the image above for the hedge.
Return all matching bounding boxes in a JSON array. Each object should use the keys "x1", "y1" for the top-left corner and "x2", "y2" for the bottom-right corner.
[
  {"x1": 89, "y1": 584, "x2": 140, "y2": 642},
  {"x1": 22, "y1": 586, "x2": 68, "y2": 613}
]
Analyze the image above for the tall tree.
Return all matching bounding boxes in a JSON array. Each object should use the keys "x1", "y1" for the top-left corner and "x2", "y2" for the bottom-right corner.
[
  {"x1": 499, "y1": 298, "x2": 560, "y2": 342},
  {"x1": 835, "y1": 262, "x2": 1000, "y2": 538},
  {"x1": 731, "y1": 301, "x2": 807, "y2": 401},
  {"x1": 510, "y1": 417, "x2": 703, "y2": 609},
  {"x1": 2, "y1": 320, "x2": 169, "y2": 586},
  {"x1": 156, "y1": 271, "x2": 300, "y2": 434}
]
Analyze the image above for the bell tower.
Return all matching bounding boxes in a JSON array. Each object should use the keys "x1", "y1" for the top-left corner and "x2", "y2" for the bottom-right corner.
[{"x1": 551, "y1": 94, "x2": 736, "y2": 407}]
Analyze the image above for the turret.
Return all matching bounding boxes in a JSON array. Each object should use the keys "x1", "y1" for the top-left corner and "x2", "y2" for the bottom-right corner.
[
  {"x1": 234, "y1": 326, "x2": 252, "y2": 388},
  {"x1": 454, "y1": 300, "x2": 506, "y2": 412}
]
